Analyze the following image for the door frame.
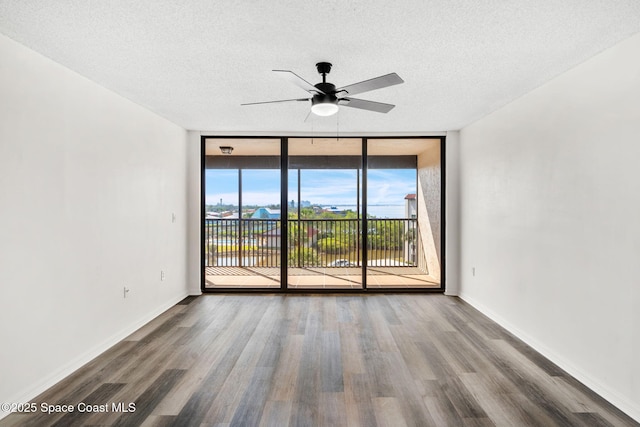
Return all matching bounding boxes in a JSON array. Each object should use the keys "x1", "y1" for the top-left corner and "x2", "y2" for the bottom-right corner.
[{"x1": 200, "y1": 135, "x2": 446, "y2": 293}]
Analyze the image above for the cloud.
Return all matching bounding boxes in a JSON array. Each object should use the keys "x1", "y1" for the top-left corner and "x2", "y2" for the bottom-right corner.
[
  {"x1": 367, "y1": 170, "x2": 416, "y2": 205},
  {"x1": 206, "y1": 168, "x2": 416, "y2": 207}
]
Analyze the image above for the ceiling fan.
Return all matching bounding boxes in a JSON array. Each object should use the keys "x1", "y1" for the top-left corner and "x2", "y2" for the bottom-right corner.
[{"x1": 241, "y1": 62, "x2": 404, "y2": 117}]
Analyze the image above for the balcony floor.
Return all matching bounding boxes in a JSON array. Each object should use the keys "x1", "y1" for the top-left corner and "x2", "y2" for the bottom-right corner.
[{"x1": 204, "y1": 266, "x2": 439, "y2": 290}]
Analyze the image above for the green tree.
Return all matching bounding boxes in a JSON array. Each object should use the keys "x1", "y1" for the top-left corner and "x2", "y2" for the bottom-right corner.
[
  {"x1": 288, "y1": 247, "x2": 319, "y2": 266},
  {"x1": 367, "y1": 219, "x2": 404, "y2": 250},
  {"x1": 317, "y1": 236, "x2": 354, "y2": 254}
]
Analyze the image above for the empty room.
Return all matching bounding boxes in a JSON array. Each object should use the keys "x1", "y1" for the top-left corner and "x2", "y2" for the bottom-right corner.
[{"x1": 1, "y1": 1, "x2": 640, "y2": 426}]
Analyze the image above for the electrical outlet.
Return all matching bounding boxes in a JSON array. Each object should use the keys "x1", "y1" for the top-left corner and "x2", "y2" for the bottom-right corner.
[
  {"x1": 161, "y1": 270, "x2": 165, "y2": 281},
  {"x1": 171, "y1": 213, "x2": 176, "y2": 223},
  {"x1": 472, "y1": 267, "x2": 476, "y2": 277}
]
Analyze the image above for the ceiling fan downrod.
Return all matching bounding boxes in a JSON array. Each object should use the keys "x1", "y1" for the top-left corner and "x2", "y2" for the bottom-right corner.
[{"x1": 316, "y1": 62, "x2": 332, "y2": 84}]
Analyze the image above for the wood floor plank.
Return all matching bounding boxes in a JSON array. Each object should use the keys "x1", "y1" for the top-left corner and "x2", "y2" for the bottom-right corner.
[
  {"x1": 172, "y1": 298, "x2": 271, "y2": 426},
  {"x1": 549, "y1": 376, "x2": 634, "y2": 426},
  {"x1": 124, "y1": 305, "x2": 188, "y2": 342},
  {"x1": 366, "y1": 298, "x2": 400, "y2": 352},
  {"x1": 318, "y1": 392, "x2": 346, "y2": 426},
  {"x1": 388, "y1": 324, "x2": 438, "y2": 382},
  {"x1": 152, "y1": 303, "x2": 258, "y2": 415},
  {"x1": 383, "y1": 350, "x2": 437, "y2": 426},
  {"x1": 2, "y1": 294, "x2": 638, "y2": 427},
  {"x1": 574, "y1": 411, "x2": 617, "y2": 427},
  {"x1": 338, "y1": 325, "x2": 366, "y2": 376},
  {"x1": 204, "y1": 299, "x2": 283, "y2": 423},
  {"x1": 110, "y1": 369, "x2": 185, "y2": 426},
  {"x1": 373, "y1": 397, "x2": 408, "y2": 427},
  {"x1": 29, "y1": 339, "x2": 138, "y2": 403},
  {"x1": 440, "y1": 374, "x2": 488, "y2": 420},
  {"x1": 462, "y1": 417, "x2": 497, "y2": 427},
  {"x1": 459, "y1": 372, "x2": 556, "y2": 427},
  {"x1": 335, "y1": 296, "x2": 355, "y2": 323},
  {"x1": 343, "y1": 373, "x2": 379, "y2": 427},
  {"x1": 320, "y1": 331, "x2": 344, "y2": 393},
  {"x1": 423, "y1": 393, "x2": 465, "y2": 426},
  {"x1": 266, "y1": 334, "x2": 303, "y2": 402},
  {"x1": 289, "y1": 298, "x2": 323, "y2": 427},
  {"x1": 228, "y1": 367, "x2": 275, "y2": 427},
  {"x1": 50, "y1": 383, "x2": 126, "y2": 427},
  {"x1": 258, "y1": 401, "x2": 292, "y2": 427},
  {"x1": 138, "y1": 415, "x2": 178, "y2": 427},
  {"x1": 321, "y1": 296, "x2": 339, "y2": 332}
]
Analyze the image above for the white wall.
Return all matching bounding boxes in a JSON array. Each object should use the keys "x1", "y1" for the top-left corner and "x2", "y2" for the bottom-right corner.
[
  {"x1": 445, "y1": 131, "x2": 460, "y2": 296},
  {"x1": 187, "y1": 131, "x2": 203, "y2": 295},
  {"x1": 0, "y1": 34, "x2": 190, "y2": 416},
  {"x1": 459, "y1": 32, "x2": 640, "y2": 421}
]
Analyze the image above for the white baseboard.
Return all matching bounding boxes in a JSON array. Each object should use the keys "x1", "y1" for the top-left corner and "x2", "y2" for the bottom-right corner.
[
  {"x1": 458, "y1": 293, "x2": 640, "y2": 423},
  {"x1": 0, "y1": 292, "x2": 189, "y2": 421}
]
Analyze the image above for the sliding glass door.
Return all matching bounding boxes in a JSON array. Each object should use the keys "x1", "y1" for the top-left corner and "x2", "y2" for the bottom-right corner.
[
  {"x1": 201, "y1": 136, "x2": 443, "y2": 292},
  {"x1": 287, "y1": 138, "x2": 363, "y2": 289},
  {"x1": 366, "y1": 139, "x2": 440, "y2": 288},
  {"x1": 203, "y1": 138, "x2": 282, "y2": 289}
]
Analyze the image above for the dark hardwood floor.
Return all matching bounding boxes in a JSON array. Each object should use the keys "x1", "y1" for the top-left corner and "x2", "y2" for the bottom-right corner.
[{"x1": 2, "y1": 294, "x2": 637, "y2": 426}]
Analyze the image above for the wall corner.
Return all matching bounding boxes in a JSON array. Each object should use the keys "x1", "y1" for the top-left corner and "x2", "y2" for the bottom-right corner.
[{"x1": 444, "y1": 131, "x2": 461, "y2": 296}]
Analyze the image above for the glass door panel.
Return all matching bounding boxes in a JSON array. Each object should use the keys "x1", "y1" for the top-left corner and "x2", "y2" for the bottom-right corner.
[
  {"x1": 203, "y1": 138, "x2": 281, "y2": 289},
  {"x1": 366, "y1": 138, "x2": 442, "y2": 289},
  {"x1": 287, "y1": 138, "x2": 363, "y2": 289}
]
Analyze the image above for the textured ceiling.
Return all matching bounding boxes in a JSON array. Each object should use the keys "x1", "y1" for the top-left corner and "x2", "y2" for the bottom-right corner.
[{"x1": 1, "y1": 1, "x2": 640, "y2": 133}]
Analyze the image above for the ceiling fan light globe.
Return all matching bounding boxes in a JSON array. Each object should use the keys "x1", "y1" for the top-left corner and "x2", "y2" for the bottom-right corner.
[{"x1": 311, "y1": 102, "x2": 339, "y2": 116}]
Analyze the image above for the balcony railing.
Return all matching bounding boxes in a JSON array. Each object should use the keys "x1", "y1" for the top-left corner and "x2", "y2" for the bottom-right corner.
[{"x1": 205, "y1": 218, "x2": 420, "y2": 268}]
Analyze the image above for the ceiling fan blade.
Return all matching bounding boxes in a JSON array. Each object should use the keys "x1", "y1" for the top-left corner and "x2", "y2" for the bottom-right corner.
[
  {"x1": 336, "y1": 73, "x2": 404, "y2": 96},
  {"x1": 273, "y1": 70, "x2": 325, "y2": 94},
  {"x1": 338, "y1": 97, "x2": 395, "y2": 113},
  {"x1": 241, "y1": 98, "x2": 310, "y2": 106}
]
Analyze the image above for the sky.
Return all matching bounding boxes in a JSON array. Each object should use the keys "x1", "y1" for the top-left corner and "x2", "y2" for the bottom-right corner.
[{"x1": 205, "y1": 168, "x2": 416, "y2": 209}]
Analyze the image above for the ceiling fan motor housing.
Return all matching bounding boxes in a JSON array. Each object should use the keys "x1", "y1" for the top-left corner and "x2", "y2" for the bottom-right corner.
[
  {"x1": 312, "y1": 93, "x2": 337, "y2": 105},
  {"x1": 314, "y1": 82, "x2": 337, "y2": 96},
  {"x1": 316, "y1": 62, "x2": 332, "y2": 75},
  {"x1": 310, "y1": 80, "x2": 339, "y2": 116}
]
